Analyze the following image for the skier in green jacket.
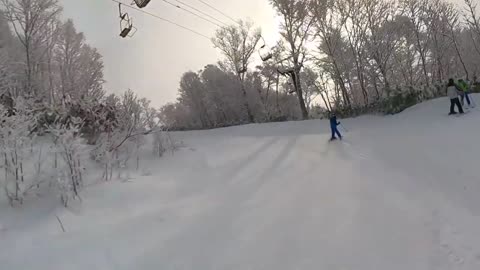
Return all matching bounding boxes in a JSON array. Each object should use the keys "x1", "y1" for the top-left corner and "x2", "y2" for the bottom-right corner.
[{"x1": 457, "y1": 79, "x2": 472, "y2": 107}]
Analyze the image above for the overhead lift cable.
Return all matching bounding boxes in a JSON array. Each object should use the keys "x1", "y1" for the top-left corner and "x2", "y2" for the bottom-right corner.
[
  {"x1": 111, "y1": 0, "x2": 211, "y2": 40},
  {"x1": 194, "y1": 0, "x2": 240, "y2": 25},
  {"x1": 172, "y1": 0, "x2": 228, "y2": 27},
  {"x1": 162, "y1": 0, "x2": 223, "y2": 28}
]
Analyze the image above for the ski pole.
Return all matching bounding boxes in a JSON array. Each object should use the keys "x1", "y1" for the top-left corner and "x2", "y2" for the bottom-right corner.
[
  {"x1": 340, "y1": 123, "x2": 349, "y2": 132},
  {"x1": 470, "y1": 95, "x2": 477, "y2": 107}
]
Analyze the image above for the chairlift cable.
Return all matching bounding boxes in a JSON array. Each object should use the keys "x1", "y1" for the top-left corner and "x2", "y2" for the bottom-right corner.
[
  {"x1": 110, "y1": 0, "x2": 211, "y2": 40},
  {"x1": 171, "y1": 0, "x2": 228, "y2": 27},
  {"x1": 194, "y1": 0, "x2": 240, "y2": 25},
  {"x1": 162, "y1": 0, "x2": 223, "y2": 28}
]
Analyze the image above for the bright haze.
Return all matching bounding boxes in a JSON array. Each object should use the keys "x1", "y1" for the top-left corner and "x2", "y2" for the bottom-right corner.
[
  {"x1": 61, "y1": 0, "x2": 463, "y2": 107},
  {"x1": 60, "y1": 0, "x2": 280, "y2": 107}
]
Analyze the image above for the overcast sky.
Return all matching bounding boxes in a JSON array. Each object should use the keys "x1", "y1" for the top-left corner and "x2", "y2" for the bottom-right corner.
[
  {"x1": 60, "y1": 0, "x2": 280, "y2": 107},
  {"x1": 60, "y1": 0, "x2": 465, "y2": 107}
]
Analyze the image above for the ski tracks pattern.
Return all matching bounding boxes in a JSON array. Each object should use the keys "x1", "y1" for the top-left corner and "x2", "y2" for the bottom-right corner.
[
  {"x1": 339, "y1": 140, "x2": 371, "y2": 160},
  {"x1": 436, "y1": 214, "x2": 480, "y2": 269}
]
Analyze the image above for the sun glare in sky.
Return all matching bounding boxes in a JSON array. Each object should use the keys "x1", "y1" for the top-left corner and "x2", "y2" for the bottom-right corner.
[{"x1": 61, "y1": 0, "x2": 281, "y2": 106}]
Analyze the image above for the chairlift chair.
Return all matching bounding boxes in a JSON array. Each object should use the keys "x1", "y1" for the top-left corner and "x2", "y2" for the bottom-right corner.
[
  {"x1": 132, "y1": 0, "x2": 151, "y2": 8},
  {"x1": 259, "y1": 48, "x2": 273, "y2": 62},
  {"x1": 276, "y1": 63, "x2": 303, "y2": 76},
  {"x1": 277, "y1": 67, "x2": 295, "y2": 76},
  {"x1": 118, "y1": 4, "x2": 137, "y2": 38},
  {"x1": 258, "y1": 36, "x2": 273, "y2": 62},
  {"x1": 277, "y1": 67, "x2": 298, "y2": 94}
]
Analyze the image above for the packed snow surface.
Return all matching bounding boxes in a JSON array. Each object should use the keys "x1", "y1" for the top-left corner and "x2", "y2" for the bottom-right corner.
[{"x1": 1, "y1": 96, "x2": 480, "y2": 270}]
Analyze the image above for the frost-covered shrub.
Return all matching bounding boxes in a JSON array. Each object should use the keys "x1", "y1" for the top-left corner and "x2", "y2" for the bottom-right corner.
[
  {"x1": 472, "y1": 82, "x2": 480, "y2": 93},
  {"x1": 380, "y1": 86, "x2": 421, "y2": 114},
  {"x1": 34, "y1": 99, "x2": 118, "y2": 145},
  {"x1": 0, "y1": 98, "x2": 43, "y2": 205},
  {"x1": 151, "y1": 131, "x2": 168, "y2": 157},
  {"x1": 48, "y1": 120, "x2": 86, "y2": 206},
  {"x1": 90, "y1": 90, "x2": 163, "y2": 180}
]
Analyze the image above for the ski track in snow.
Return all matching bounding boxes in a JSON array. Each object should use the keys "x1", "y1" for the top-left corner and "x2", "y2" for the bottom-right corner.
[{"x1": 1, "y1": 96, "x2": 480, "y2": 269}]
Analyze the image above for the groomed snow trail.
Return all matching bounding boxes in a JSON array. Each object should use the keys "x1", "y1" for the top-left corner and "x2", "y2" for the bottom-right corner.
[{"x1": 1, "y1": 96, "x2": 480, "y2": 270}]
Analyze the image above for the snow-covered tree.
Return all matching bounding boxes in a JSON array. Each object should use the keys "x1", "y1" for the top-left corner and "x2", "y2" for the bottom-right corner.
[
  {"x1": 55, "y1": 20, "x2": 105, "y2": 102},
  {"x1": 463, "y1": 0, "x2": 480, "y2": 59},
  {"x1": 212, "y1": 20, "x2": 261, "y2": 123},
  {"x1": 177, "y1": 71, "x2": 211, "y2": 128},
  {"x1": 270, "y1": 0, "x2": 315, "y2": 119},
  {"x1": 1, "y1": 0, "x2": 62, "y2": 96}
]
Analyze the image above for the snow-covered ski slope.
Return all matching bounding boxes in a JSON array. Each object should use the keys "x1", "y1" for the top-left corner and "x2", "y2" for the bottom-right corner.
[{"x1": 2, "y1": 95, "x2": 480, "y2": 270}]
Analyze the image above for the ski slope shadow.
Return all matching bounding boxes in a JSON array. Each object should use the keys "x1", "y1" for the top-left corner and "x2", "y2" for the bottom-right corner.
[
  {"x1": 242, "y1": 136, "x2": 300, "y2": 197},
  {"x1": 257, "y1": 136, "x2": 299, "y2": 177},
  {"x1": 219, "y1": 136, "x2": 280, "y2": 186},
  {"x1": 191, "y1": 119, "x2": 331, "y2": 138},
  {"x1": 215, "y1": 136, "x2": 300, "y2": 203},
  {"x1": 213, "y1": 135, "x2": 301, "y2": 212},
  {"x1": 129, "y1": 137, "x2": 300, "y2": 270},
  {"x1": 156, "y1": 137, "x2": 282, "y2": 212}
]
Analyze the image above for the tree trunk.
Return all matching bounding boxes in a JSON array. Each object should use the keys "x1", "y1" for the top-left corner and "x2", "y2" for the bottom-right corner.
[
  {"x1": 292, "y1": 69, "x2": 309, "y2": 119},
  {"x1": 329, "y1": 54, "x2": 351, "y2": 108},
  {"x1": 347, "y1": 37, "x2": 368, "y2": 105},
  {"x1": 450, "y1": 32, "x2": 469, "y2": 80},
  {"x1": 26, "y1": 43, "x2": 33, "y2": 94},
  {"x1": 319, "y1": 91, "x2": 331, "y2": 112},
  {"x1": 417, "y1": 40, "x2": 430, "y2": 86},
  {"x1": 275, "y1": 73, "x2": 280, "y2": 114},
  {"x1": 241, "y1": 85, "x2": 254, "y2": 123},
  {"x1": 238, "y1": 75, "x2": 254, "y2": 123},
  {"x1": 264, "y1": 79, "x2": 271, "y2": 119}
]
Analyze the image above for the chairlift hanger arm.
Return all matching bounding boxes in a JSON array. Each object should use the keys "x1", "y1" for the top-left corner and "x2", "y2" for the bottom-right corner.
[
  {"x1": 118, "y1": 3, "x2": 135, "y2": 38},
  {"x1": 118, "y1": 3, "x2": 124, "y2": 17},
  {"x1": 260, "y1": 36, "x2": 267, "y2": 48}
]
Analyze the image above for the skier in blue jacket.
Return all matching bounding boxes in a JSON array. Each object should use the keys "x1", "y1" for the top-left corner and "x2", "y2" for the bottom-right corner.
[{"x1": 329, "y1": 112, "x2": 342, "y2": 141}]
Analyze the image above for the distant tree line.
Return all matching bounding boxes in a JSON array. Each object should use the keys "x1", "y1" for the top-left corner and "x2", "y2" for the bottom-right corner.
[{"x1": 160, "y1": 0, "x2": 480, "y2": 129}]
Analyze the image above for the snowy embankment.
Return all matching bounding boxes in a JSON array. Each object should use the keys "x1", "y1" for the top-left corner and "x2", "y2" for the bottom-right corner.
[{"x1": 1, "y1": 96, "x2": 480, "y2": 270}]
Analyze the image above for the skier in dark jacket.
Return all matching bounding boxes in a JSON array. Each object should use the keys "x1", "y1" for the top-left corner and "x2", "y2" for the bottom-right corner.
[
  {"x1": 447, "y1": 78, "x2": 464, "y2": 115},
  {"x1": 329, "y1": 112, "x2": 342, "y2": 141}
]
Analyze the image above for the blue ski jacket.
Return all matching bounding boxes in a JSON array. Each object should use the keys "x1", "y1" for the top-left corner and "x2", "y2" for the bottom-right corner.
[{"x1": 330, "y1": 116, "x2": 340, "y2": 128}]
